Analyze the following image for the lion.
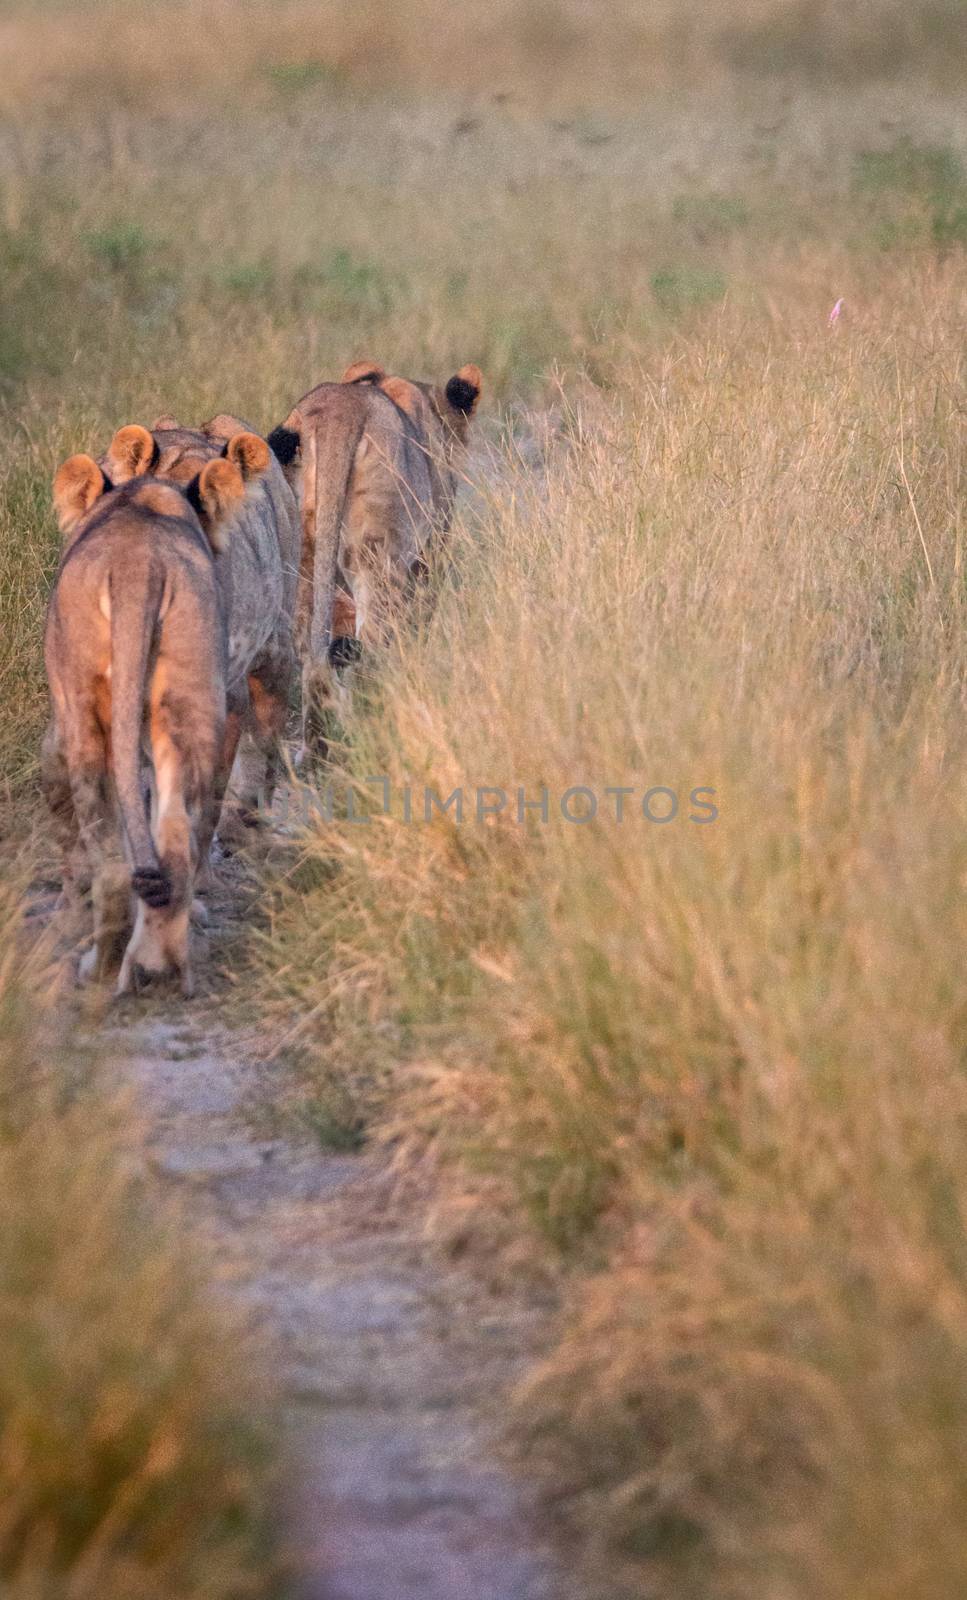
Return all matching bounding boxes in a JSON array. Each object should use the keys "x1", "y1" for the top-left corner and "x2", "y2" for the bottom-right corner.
[
  {"x1": 267, "y1": 362, "x2": 481, "y2": 748},
  {"x1": 101, "y1": 415, "x2": 299, "y2": 833},
  {"x1": 43, "y1": 451, "x2": 248, "y2": 995},
  {"x1": 339, "y1": 361, "x2": 482, "y2": 536}
]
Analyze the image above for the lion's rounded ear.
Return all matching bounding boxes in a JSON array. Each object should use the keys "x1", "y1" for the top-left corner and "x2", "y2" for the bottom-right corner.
[
  {"x1": 380, "y1": 375, "x2": 425, "y2": 423},
  {"x1": 224, "y1": 431, "x2": 271, "y2": 481},
  {"x1": 105, "y1": 424, "x2": 158, "y2": 484},
  {"x1": 201, "y1": 413, "x2": 246, "y2": 443},
  {"x1": 342, "y1": 360, "x2": 387, "y2": 385},
  {"x1": 151, "y1": 413, "x2": 180, "y2": 432},
  {"x1": 53, "y1": 455, "x2": 110, "y2": 539},
  {"x1": 444, "y1": 365, "x2": 483, "y2": 416},
  {"x1": 186, "y1": 458, "x2": 245, "y2": 553}
]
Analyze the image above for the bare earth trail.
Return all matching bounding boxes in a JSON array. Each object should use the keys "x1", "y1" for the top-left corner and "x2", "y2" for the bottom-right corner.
[{"x1": 92, "y1": 853, "x2": 563, "y2": 1600}]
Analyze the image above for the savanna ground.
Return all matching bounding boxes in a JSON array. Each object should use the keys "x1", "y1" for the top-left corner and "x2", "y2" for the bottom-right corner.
[{"x1": 2, "y1": 1, "x2": 967, "y2": 1596}]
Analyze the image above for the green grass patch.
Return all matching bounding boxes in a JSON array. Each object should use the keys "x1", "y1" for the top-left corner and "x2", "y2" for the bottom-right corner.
[{"x1": 651, "y1": 265, "x2": 727, "y2": 313}]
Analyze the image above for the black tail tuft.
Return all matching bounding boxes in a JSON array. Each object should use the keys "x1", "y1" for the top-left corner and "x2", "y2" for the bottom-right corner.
[
  {"x1": 328, "y1": 635, "x2": 363, "y2": 671},
  {"x1": 445, "y1": 375, "x2": 479, "y2": 414},
  {"x1": 132, "y1": 866, "x2": 172, "y2": 908},
  {"x1": 267, "y1": 425, "x2": 301, "y2": 466}
]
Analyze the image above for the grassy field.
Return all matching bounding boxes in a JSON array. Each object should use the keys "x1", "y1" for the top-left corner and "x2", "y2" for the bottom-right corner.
[{"x1": 2, "y1": 1, "x2": 967, "y2": 1595}]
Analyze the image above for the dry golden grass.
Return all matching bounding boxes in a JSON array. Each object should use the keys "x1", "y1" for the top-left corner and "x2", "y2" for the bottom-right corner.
[
  {"x1": 256, "y1": 271, "x2": 967, "y2": 1593},
  {"x1": 0, "y1": 885, "x2": 282, "y2": 1598}
]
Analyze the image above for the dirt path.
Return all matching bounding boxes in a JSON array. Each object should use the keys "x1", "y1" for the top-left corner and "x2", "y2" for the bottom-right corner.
[{"x1": 93, "y1": 855, "x2": 562, "y2": 1600}]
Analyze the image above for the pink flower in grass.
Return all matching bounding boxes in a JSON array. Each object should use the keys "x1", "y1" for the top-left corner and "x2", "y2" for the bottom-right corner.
[{"x1": 828, "y1": 297, "x2": 845, "y2": 327}]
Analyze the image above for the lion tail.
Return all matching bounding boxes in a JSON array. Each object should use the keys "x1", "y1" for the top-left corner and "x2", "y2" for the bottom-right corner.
[
  {"x1": 305, "y1": 401, "x2": 366, "y2": 666},
  {"x1": 110, "y1": 552, "x2": 170, "y2": 908}
]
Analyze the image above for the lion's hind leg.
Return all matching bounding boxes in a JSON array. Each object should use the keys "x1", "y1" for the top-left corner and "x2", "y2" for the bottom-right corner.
[
  {"x1": 231, "y1": 638, "x2": 295, "y2": 832},
  {"x1": 247, "y1": 647, "x2": 294, "y2": 821},
  {"x1": 41, "y1": 719, "x2": 85, "y2": 922},
  {"x1": 118, "y1": 699, "x2": 208, "y2": 999},
  {"x1": 60, "y1": 702, "x2": 129, "y2": 983}
]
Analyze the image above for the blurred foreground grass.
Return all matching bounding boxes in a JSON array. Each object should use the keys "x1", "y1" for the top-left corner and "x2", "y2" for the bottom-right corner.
[{"x1": 0, "y1": 882, "x2": 282, "y2": 1599}]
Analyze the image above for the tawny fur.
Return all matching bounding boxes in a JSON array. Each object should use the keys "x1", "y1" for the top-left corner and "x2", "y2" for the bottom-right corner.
[
  {"x1": 43, "y1": 459, "x2": 244, "y2": 994},
  {"x1": 102, "y1": 416, "x2": 299, "y2": 830},
  {"x1": 270, "y1": 364, "x2": 481, "y2": 743}
]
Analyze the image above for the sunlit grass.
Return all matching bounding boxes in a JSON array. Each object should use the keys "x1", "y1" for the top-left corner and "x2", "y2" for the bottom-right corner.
[{"x1": 256, "y1": 282, "x2": 967, "y2": 1595}]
